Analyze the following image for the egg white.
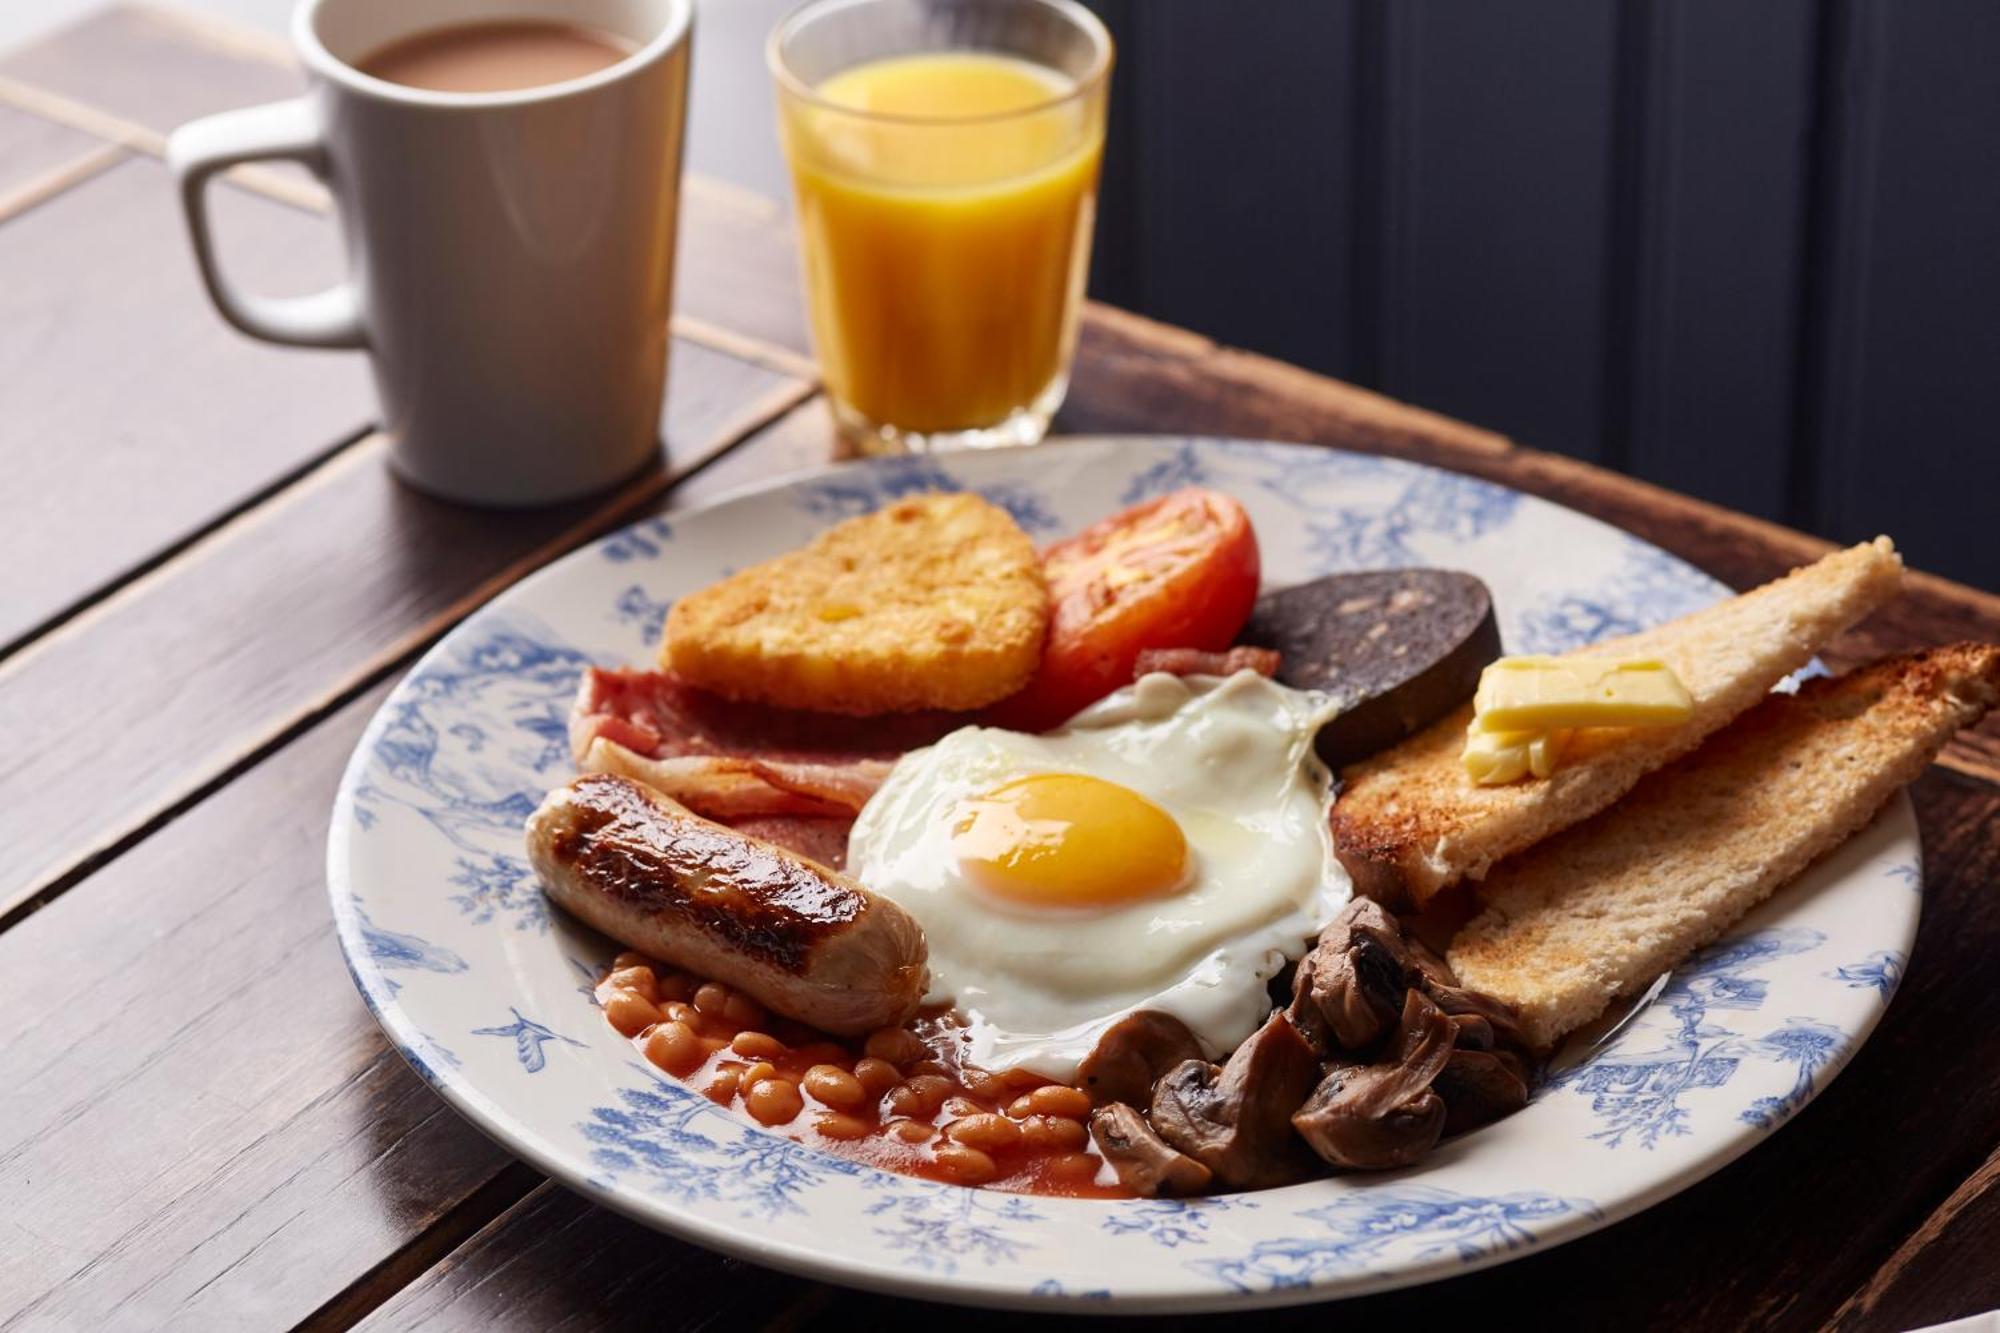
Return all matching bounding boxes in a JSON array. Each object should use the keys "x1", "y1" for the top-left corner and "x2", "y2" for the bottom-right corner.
[{"x1": 845, "y1": 670, "x2": 1351, "y2": 1081}]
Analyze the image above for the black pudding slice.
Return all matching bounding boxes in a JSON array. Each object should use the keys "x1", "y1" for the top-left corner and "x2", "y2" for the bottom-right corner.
[{"x1": 1241, "y1": 569, "x2": 1501, "y2": 768}]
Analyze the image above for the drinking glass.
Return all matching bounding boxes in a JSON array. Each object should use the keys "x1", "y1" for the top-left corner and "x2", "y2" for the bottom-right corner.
[{"x1": 769, "y1": 0, "x2": 1112, "y2": 454}]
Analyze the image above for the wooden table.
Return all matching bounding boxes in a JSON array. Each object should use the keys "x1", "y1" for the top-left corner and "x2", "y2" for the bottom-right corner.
[{"x1": 4, "y1": 8, "x2": 1999, "y2": 1330}]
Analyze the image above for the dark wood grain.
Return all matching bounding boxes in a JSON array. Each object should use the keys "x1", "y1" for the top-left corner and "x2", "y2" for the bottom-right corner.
[
  {"x1": 1828, "y1": 1137, "x2": 2000, "y2": 1332},
  {"x1": 0, "y1": 153, "x2": 373, "y2": 652},
  {"x1": 351, "y1": 1185, "x2": 820, "y2": 1333},
  {"x1": 0, "y1": 683, "x2": 538, "y2": 1331},
  {"x1": 0, "y1": 341, "x2": 807, "y2": 923},
  {"x1": 0, "y1": 410, "x2": 836, "y2": 1329}
]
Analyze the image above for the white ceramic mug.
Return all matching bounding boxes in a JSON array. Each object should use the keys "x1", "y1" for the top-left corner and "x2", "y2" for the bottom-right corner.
[{"x1": 168, "y1": 0, "x2": 694, "y2": 506}]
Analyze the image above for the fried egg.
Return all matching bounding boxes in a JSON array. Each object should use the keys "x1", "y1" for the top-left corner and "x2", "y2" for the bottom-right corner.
[{"x1": 845, "y1": 670, "x2": 1350, "y2": 1081}]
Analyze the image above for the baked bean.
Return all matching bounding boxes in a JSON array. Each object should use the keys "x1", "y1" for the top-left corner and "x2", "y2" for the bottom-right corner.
[
  {"x1": 907, "y1": 1059, "x2": 952, "y2": 1079},
  {"x1": 730, "y1": 1031, "x2": 786, "y2": 1060},
  {"x1": 793, "y1": 1042, "x2": 849, "y2": 1068},
  {"x1": 803, "y1": 1065, "x2": 867, "y2": 1110},
  {"x1": 863, "y1": 1027, "x2": 926, "y2": 1066},
  {"x1": 814, "y1": 1111, "x2": 871, "y2": 1141},
  {"x1": 854, "y1": 1057, "x2": 900, "y2": 1097},
  {"x1": 933, "y1": 1143, "x2": 998, "y2": 1185},
  {"x1": 654, "y1": 972, "x2": 692, "y2": 1003},
  {"x1": 661, "y1": 1000, "x2": 699, "y2": 1027},
  {"x1": 603, "y1": 988, "x2": 661, "y2": 1037},
  {"x1": 1006, "y1": 1094, "x2": 1035, "y2": 1120},
  {"x1": 942, "y1": 1095, "x2": 984, "y2": 1119},
  {"x1": 708, "y1": 1062, "x2": 747, "y2": 1102},
  {"x1": 692, "y1": 982, "x2": 733, "y2": 1021},
  {"x1": 1020, "y1": 1114, "x2": 1090, "y2": 1152},
  {"x1": 739, "y1": 1060, "x2": 779, "y2": 1091},
  {"x1": 1024, "y1": 1085, "x2": 1094, "y2": 1120},
  {"x1": 745, "y1": 1077, "x2": 804, "y2": 1126},
  {"x1": 1047, "y1": 1151, "x2": 1101, "y2": 1182},
  {"x1": 944, "y1": 1114, "x2": 1023, "y2": 1153},
  {"x1": 886, "y1": 1118, "x2": 936, "y2": 1144},
  {"x1": 612, "y1": 950, "x2": 651, "y2": 971},
  {"x1": 643, "y1": 1021, "x2": 705, "y2": 1077},
  {"x1": 721, "y1": 991, "x2": 767, "y2": 1030},
  {"x1": 884, "y1": 1075, "x2": 952, "y2": 1118},
  {"x1": 605, "y1": 965, "x2": 658, "y2": 1003},
  {"x1": 960, "y1": 1069, "x2": 1013, "y2": 1100}
]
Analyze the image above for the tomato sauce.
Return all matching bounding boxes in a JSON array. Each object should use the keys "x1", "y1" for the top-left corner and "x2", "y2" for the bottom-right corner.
[{"x1": 596, "y1": 954, "x2": 1132, "y2": 1199}]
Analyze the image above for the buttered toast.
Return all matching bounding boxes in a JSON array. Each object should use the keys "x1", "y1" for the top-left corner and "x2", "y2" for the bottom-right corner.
[
  {"x1": 1332, "y1": 538, "x2": 1904, "y2": 905},
  {"x1": 1448, "y1": 643, "x2": 2000, "y2": 1049}
]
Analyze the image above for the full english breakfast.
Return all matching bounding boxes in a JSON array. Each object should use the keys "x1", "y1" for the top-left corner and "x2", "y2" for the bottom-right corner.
[{"x1": 525, "y1": 487, "x2": 1997, "y2": 1199}]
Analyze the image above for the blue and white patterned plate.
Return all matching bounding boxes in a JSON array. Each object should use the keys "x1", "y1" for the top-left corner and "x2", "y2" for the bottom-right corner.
[{"x1": 328, "y1": 437, "x2": 1918, "y2": 1312}]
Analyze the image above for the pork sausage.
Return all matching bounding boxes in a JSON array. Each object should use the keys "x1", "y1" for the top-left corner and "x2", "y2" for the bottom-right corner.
[{"x1": 526, "y1": 774, "x2": 928, "y2": 1034}]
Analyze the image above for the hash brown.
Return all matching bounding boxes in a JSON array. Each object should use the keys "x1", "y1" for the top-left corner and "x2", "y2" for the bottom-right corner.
[{"x1": 663, "y1": 493, "x2": 1050, "y2": 715}]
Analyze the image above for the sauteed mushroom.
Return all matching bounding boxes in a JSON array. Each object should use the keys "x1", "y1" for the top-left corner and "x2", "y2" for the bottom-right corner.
[
  {"x1": 1077, "y1": 1010, "x2": 1206, "y2": 1109},
  {"x1": 1287, "y1": 898, "x2": 1414, "y2": 1053},
  {"x1": 1088, "y1": 1103, "x2": 1213, "y2": 1197},
  {"x1": 1149, "y1": 1011, "x2": 1321, "y2": 1189},
  {"x1": 1435, "y1": 1047, "x2": 1531, "y2": 1136},
  {"x1": 1292, "y1": 990, "x2": 1455, "y2": 1170}
]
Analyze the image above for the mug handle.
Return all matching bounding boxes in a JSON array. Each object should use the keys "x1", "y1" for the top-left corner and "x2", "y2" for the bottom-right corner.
[{"x1": 167, "y1": 97, "x2": 367, "y2": 349}]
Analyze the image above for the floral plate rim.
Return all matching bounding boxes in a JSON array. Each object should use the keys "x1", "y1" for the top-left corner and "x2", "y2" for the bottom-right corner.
[{"x1": 327, "y1": 435, "x2": 1919, "y2": 1312}]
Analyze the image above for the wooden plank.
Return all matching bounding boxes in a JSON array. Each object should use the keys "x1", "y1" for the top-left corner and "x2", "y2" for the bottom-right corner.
[
  {"x1": 0, "y1": 101, "x2": 117, "y2": 208},
  {"x1": 0, "y1": 340, "x2": 808, "y2": 924},
  {"x1": 1827, "y1": 1137, "x2": 2000, "y2": 1332},
  {"x1": 1620, "y1": 0, "x2": 1816, "y2": 520},
  {"x1": 0, "y1": 4, "x2": 300, "y2": 138},
  {"x1": 1371, "y1": 0, "x2": 1621, "y2": 460},
  {"x1": 1803, "y1": 0, "x2": 2000, "y2": 591},
  {"x1": 0, "y1": 683, "x2": 540, "y2": 1332},
  {"x1": 0, "y1": 413, "x2": 832, "y2": 1330},
  {"x1": 350, "y1": 1185, "x2": 820, "y2": 1333},
  {"x1": 675, "y1": 176, "x2": 814, "y2": 362},
  {"x1": 0, "y1": 154, "x2": 373, "y2": 651}
]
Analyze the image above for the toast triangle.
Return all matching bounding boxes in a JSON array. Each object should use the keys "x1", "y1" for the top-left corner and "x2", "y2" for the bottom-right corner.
[
  {"x1": 1448, "y1": 643, "x2": 2000, "y2": 1049},
  {"x1": 1332, "y1": 538, "x2": 1904, "y2": 904}
]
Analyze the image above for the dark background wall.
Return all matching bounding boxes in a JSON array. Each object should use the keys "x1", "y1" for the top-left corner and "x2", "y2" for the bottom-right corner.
[{"x1": 1080, "y1": 0, "x2": 2000, "y2": 590}]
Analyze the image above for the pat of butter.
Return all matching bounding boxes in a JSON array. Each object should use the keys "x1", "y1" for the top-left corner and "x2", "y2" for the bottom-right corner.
[
  {"x1": 1463, "y1": 725, "x2": 1571, "y2": 785},
  {"x1": 1471, "y1": 656, "x2": 1693, "y2": 733}
]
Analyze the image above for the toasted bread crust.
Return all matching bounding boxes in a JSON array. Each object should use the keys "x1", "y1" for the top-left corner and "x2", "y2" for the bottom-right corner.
[
  {"x1": 1332, "y1": 538, "x2": 1904, "y2": 904},
  {"x1": 1448, "y1": 643, "x2": 2000, "y2": 1049},
  {"x1": 662, "y1": 493, "x2": 1050, "y2": 715}
]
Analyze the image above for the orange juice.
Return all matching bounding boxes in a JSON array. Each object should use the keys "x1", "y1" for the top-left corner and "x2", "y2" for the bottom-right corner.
[{"x1": 779, "y1": 51, "x2": 1105, "y2": 439}]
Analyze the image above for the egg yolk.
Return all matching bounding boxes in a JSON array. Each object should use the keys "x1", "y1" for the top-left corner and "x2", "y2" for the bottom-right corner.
[{"x1": 950, "y1": 773, "x2": 1190, "y2": 908}]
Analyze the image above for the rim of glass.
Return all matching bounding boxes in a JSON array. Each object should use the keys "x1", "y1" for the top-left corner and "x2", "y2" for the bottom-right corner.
[{"x1": 767, "y1": 0, "x2": 1113, "y2": 125}]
